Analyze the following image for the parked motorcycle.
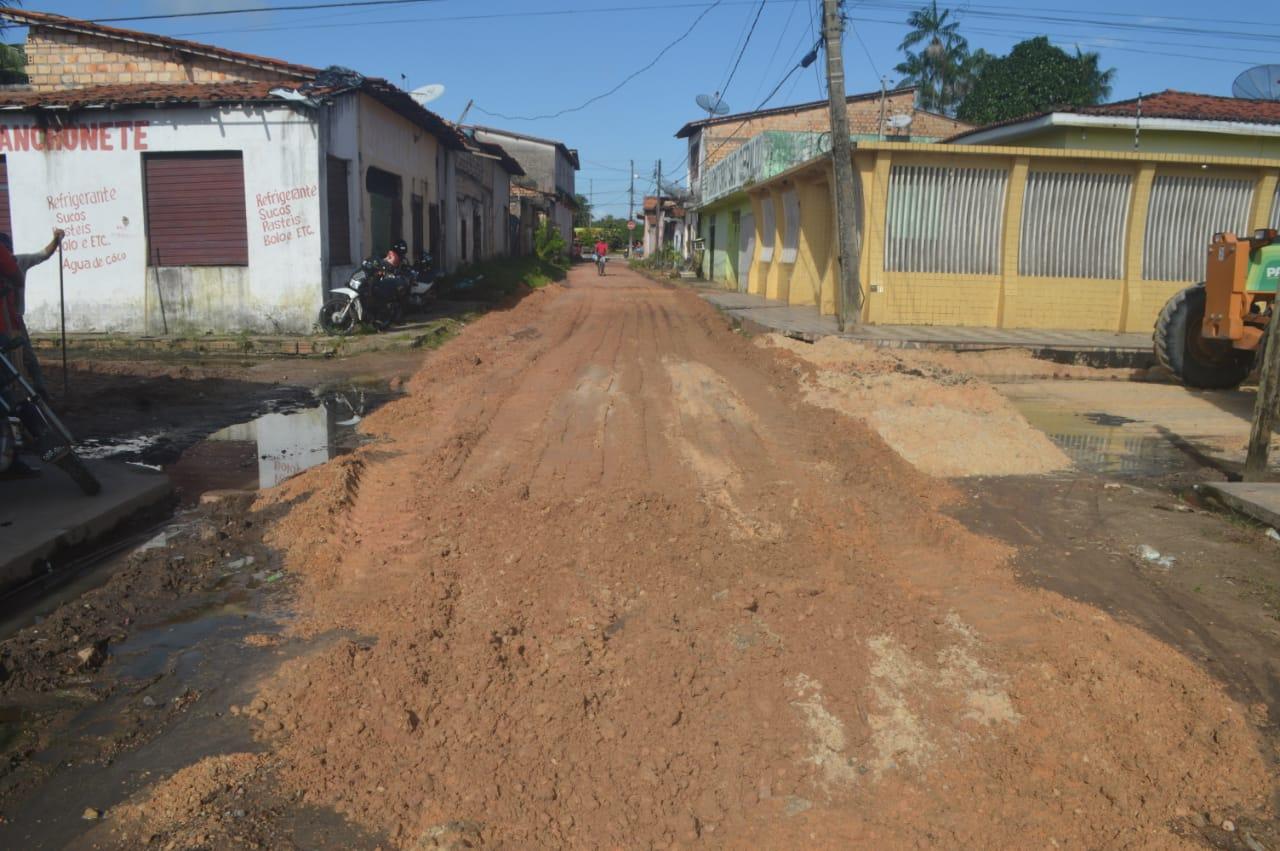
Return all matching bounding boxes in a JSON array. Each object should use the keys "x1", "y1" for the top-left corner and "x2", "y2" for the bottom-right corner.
[
  {"x1": 399, "y1": 254, "x2": 440, "y2": 312},
  {"x1": 0, "y1": 342, "x2": 101, "y2": 495},
  {"x1": 318, "y1": 258, "x2": 404, "y2": 335}
]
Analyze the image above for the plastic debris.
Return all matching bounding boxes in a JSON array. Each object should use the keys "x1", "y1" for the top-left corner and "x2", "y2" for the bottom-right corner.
[{"x1": 1136, "y1": 545, "x2": 1175, "y2": 568}]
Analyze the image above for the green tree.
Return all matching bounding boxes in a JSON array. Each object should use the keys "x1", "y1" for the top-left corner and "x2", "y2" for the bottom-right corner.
[
  {"x1": 0, "y1": 2, "x2": 27, "y2": 86},
  {"x1": 572, "y1": 193, "x2": 593, "y2": 228},
  {"x1": 534, "y1": 219, "x2": 568, "y2": 268},
  {"x1": 590, "y1": 216, "x2": 635, "y2": 250},
  {"x1": 956, "y1": 37, "x2": 1116, "y2": 125},
  {"x1": 894, "y1": 2, "x2": 969, "y2": 114}
]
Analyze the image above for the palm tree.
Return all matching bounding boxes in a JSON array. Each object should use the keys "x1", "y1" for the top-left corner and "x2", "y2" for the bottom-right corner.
[
  {"x1": 895, "y1": 2, "x2": 970, "y2": 114},
  {"x1": 1074, "y1": 47, "x2": 1115, "y2": 103}
]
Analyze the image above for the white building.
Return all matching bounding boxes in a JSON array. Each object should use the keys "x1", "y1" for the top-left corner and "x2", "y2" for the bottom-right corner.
[{"x1": 0, "y1": 9, "x2": 526, "y2": 334}]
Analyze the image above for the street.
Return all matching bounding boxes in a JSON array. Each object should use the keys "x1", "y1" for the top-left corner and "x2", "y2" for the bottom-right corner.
[{"x1": 1, "y1": 261, "x2": 1262, "y2": 849}]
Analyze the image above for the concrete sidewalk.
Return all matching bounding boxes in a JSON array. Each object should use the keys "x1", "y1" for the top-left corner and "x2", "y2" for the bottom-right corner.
[
  {"x1": 1201, "y1": 482, "x2": 1280, "y2": 529},
  {"x1": 698, "y1": 288, "x2": 1155, "y2": 365},
  {"x1": 0, "y1": 461, "x2": 172, "y2": 591}
]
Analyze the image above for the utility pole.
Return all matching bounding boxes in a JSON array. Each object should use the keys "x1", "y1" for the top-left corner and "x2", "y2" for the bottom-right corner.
[
  {"x1": 822, "y1": 0, "x2": 861, "y2": 331},
  {"x1": 1245, "y1": 328, "x2": 1280, "y2": 480},
  {"x1": 628, "y1": 159, "x2": 635, "y2": 257},
  {"x1": 655, "y1": 159, "x2": 665, "y2": 260}
]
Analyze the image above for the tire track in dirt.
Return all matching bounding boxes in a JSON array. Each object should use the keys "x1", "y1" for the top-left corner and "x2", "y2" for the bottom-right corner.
[{"x1": 108, "y1": 267, "x2": 1275, "y2": 849}]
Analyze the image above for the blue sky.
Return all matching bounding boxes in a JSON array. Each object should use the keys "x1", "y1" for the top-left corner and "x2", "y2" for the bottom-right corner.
[{"x1": 14, "y1": 0, "x2": 1279, "y2": 217}]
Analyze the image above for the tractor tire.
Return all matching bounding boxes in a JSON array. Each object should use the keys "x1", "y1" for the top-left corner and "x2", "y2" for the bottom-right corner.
[{"x1": 1153, "y1": 283, "x2": 1253, "y2": 390}]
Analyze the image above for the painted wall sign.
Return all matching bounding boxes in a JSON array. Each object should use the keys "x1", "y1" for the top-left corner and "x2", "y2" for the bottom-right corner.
[
  {"x1": 0, "y1": 121, "x2": 150, "y2": 152},
  {"x1": 48, "y1": 184, "x2": 131, "y2": 275},
  {"x1": 255, "y1": 184, "x2": 319, "y2": 248}
]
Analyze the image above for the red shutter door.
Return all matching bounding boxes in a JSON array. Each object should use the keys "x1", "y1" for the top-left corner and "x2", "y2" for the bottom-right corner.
[
  {"x1": 0, "y1": 157, "x2": 10, "y2": 237},
  {"x1": 144, "y1": 153, "x2": 248, "y2": 266}
]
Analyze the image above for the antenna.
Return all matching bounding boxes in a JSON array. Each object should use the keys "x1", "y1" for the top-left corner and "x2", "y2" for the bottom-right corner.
[
  {"x1": 410, "y1": 84, "x2": 446, "y2": 106},
  {"x1": 457, "y1": 98, "x2": 474, "y2": 126},
  {"x1": 695, "y1": 92, "x2": 731, "y2": 117},
  {"x1": 1232, "y1": 64, "x2": 1280, "y2": 100}
]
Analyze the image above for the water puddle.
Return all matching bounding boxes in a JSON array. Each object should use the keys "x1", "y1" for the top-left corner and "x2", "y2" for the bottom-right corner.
[
  {"x1": 1013, "y1": 401, "x2": 1213, "y2": 476},
  {"x1": 164, "y1": 388, "x2": 380, "y2": 502}
]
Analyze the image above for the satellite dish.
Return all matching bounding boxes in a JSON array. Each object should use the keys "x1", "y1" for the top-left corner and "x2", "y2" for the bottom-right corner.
[
  {"x1": 695, "y1": 92, "x2": 731, "y2": 116},
  {"x1": 1232, "y1": 65, "x2": 1280, "y2": 100},
  {"x1": 886, "y1": 113, "x2": 913, "y2": 130},
  {"x1": 410, "y1": 84, "x2": 446, "y2": 105}
]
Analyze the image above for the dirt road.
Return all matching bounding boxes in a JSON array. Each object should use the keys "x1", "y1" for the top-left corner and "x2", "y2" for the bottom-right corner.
[{"x1": 108, "y1": 263, "x2": 1273, "y2": 848}]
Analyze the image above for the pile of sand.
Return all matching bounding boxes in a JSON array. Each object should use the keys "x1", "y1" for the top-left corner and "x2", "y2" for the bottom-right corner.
[{"x1": 760, "y1": 335, "x2": 1073, "y2": 477}]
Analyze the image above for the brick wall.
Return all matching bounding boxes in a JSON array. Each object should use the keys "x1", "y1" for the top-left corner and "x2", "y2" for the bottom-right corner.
[
  {"x1": 22, "y1": 26, "x2": 299, "y2": 91},
  {"x1": 701, "y1": 92, "x2": 970, "y2": 170}
]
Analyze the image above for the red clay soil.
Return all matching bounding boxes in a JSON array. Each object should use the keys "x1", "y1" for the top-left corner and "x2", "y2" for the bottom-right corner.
[{"x1": 118, "y1": 265, "x2": 1273, "y2": 848}]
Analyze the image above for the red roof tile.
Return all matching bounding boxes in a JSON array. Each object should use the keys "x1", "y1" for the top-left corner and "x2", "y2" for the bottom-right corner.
[
  {"x1": 1077, "y1": 90, "x2": 1280, "y2": 124},
  {"x1": 947, "y1": 90, "x2": 1280, "y2": 143},
  {"x1": 0, "y1": 8, "x2": 316, "y2": 78},
  {"x1": 0, "y1": 81, "x2": 287, "y2": 109}
]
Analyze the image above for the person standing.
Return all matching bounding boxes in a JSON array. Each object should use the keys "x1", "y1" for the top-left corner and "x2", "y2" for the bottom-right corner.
[{"x1": 0, "y1": 228, "x2": 64, "y2": 398}]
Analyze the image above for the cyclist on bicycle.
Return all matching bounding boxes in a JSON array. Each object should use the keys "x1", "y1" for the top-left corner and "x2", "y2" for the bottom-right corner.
[{"x1": 594, "y1": 238, "x2": 609, "y2": 276}]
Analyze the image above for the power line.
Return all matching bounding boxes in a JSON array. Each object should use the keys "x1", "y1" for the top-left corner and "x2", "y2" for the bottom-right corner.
[
  {"x1": 751, "y1": 0, "x2": 801, "y2": 101},
  {"x1": 175, "y1": 1, "x2": 772, "y2": 39},
  {"x1": 672, "y1": 40, "x2": 821, "y2": 181},
  {"x1": 473, "y1": 1, "x2": 726, "y2": 121},
  {"x1": 716, "y1": 0, "x2": 768, "y2": 106},
  {"x1": 93, "y1": 0, "x2": 445, "y2": 23}
]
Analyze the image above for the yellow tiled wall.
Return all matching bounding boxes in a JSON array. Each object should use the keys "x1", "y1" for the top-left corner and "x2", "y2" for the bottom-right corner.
[{"x1": 732, "y1": 142, "x2": 1280, "y2": 331}]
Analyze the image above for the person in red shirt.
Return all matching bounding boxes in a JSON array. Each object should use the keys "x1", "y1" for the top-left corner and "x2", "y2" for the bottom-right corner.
[{"x1": 383, "y1": 239, "x2": 408, "y2": 269}]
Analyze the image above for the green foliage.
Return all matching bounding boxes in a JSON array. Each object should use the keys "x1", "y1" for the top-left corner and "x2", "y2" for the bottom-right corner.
[
  {"x1": 956, "y1": 37, "x2": 1115, "y2": 125},
  {"x1": 572, "y1": 193, "x2": 593, "y2": 228},
  {"x1": 894, "y1": 1, "x2": 969, "y2": 115},
  {"x1": 0, "y1": 43, "x2": 27, "y2": 85},
  {"x1": 439, "y1": 255, "x2": 567, "y2": 303},
  {"x1": 589, "y1": 216, "x2": 637, "y2": 250},
  {"x1": 629, "y1": 246, "x2": 680, "y2": 273},
  {"x1": 533, "y1": 220, "x2": 569, "y2": 268}
]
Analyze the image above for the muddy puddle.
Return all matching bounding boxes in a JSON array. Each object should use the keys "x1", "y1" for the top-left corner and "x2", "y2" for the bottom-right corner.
[
  {"x1": 163, "y1": 388, "x2": 380, "y2": 504},
  {"x1": 79, "y1": 386, "x2": 387, "y2": 504},
  {"x1": 1011, "y1": 400, "x2": 1222, "y2": 476}
]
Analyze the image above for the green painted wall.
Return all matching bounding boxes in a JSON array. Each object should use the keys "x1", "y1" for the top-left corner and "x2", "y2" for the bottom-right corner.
[
  {"x1": 698, "y1": 196, "x2": 752, "y2": 288},
  {"x1": 1007, "y1": 126, "x2": 1280, "y2": 159}
]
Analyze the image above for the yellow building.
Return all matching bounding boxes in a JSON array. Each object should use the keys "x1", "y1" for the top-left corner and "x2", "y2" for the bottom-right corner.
[{"x1": 703, "y1": 91, "x2": 1280, "y2": 333}]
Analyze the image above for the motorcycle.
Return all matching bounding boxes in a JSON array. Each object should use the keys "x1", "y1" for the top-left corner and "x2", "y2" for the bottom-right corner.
[
  {"x1": 0, "y1": 341, "x2": 101, "y2": 495},
  {"x1": 318, "y1": 258, "x2": 404, "y2": 335},
  {"x1": 399, "y1": 254, "x2": 440, "y2": 312}
]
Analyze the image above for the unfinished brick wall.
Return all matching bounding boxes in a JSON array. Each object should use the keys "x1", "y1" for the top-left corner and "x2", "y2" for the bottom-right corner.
[
  {"x1": 21, "y1": 26, "x2": 301, "y2": 91},
  {"x1": 701, "y1": 91, "x2": 970, "y2": 169}
]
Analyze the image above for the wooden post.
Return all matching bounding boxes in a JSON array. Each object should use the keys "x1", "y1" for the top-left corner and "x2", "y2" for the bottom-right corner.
[
  {"x1": 822, "y1": 0, "x2": 860, "y2": 331},
  {"x1": 1244, "y1": 323, "x2": 1280, "y2": 480}
]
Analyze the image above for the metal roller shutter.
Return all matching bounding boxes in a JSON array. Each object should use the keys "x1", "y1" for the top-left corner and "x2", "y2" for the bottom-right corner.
[
  {"x1": 144, "y1": 152, "x2": 248, "y2": 266},
  {"x1": 0, "y1": 157, "x2": 10, "y2": 237}
]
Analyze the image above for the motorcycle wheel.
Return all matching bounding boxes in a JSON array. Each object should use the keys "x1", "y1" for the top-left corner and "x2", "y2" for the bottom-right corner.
[
  {"x1": 52, "y1": 450, "x2": 101, "y2": 496},
  {"x1": 319, "y1": 298, "x2": 357, "y2": 336}
]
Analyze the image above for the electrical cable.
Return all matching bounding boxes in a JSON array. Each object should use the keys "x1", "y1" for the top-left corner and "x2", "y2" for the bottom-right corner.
[
  {"x1": 92, "y1": 0, "x2": 446, "y2": 24},
  {"x1": 714, "y1": 0, "x2": 768, "y2": 109},
  {"x1": 472, "y1": 1, "x2": 725, "y2": 121}
]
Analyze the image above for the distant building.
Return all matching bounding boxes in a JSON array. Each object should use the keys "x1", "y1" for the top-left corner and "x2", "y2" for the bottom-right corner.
[
  {"x1": 466, "y1": 125, "x2": 580, "y2": 257},
  {"x1": 946, "y1": 90, "x2": 1280, "y2": 159}
]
